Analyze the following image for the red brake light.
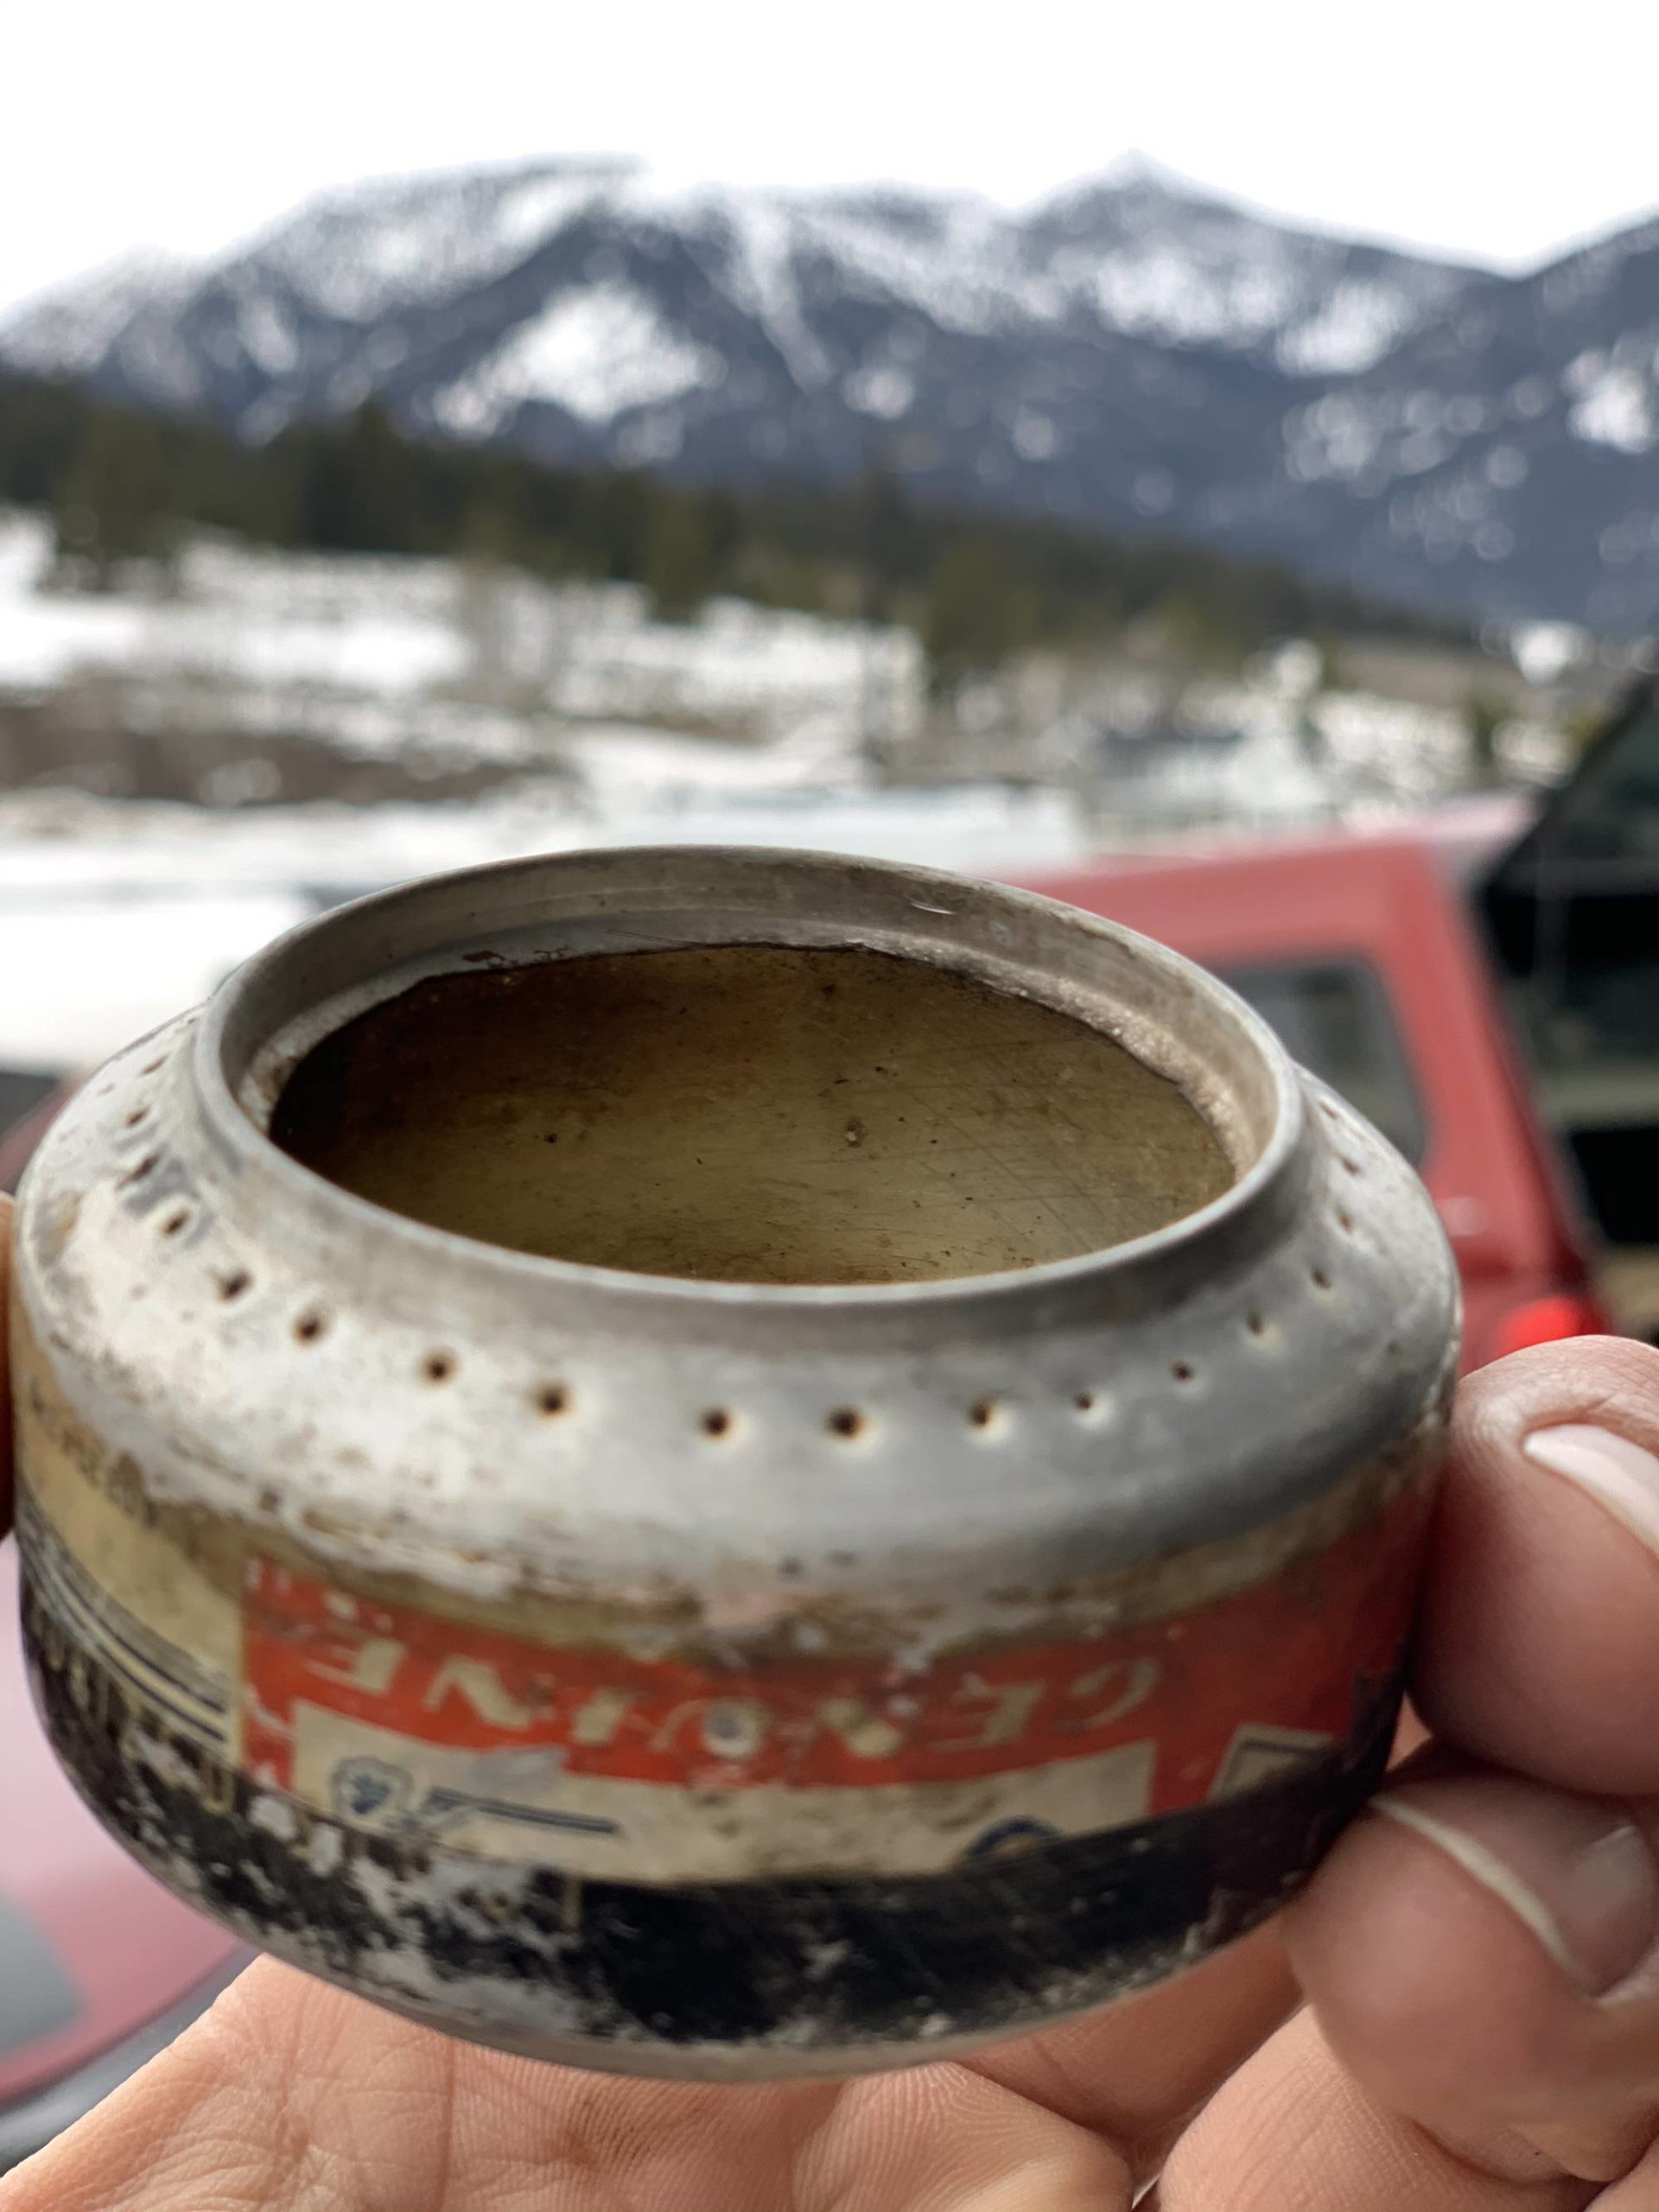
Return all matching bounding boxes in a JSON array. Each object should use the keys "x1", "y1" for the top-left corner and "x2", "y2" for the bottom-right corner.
[{"x1": 1488, "y1": 1290, "x2": 1613, "y2": 1362}]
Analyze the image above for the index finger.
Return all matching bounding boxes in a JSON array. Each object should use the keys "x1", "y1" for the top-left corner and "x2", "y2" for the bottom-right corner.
[
  {"x1": 1414, "y1": 1334, "x2": 1659, "y2": 1795},
  {"x1": 1159, "y1": 1337, "x2": 1659, "y2": 2209}
]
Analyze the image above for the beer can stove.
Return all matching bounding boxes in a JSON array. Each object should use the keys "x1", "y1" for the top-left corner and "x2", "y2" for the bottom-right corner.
[{"x1": 10, "y1": 846, "x2": 1458, "y2": 2077}]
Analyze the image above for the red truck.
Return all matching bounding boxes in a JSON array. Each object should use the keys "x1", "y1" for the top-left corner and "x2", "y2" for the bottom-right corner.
[{"x1": 1023, "y1": 829, "x2": 1610, "y2": 1372}]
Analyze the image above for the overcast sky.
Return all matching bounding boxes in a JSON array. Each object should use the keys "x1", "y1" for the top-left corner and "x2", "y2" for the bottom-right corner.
[{"x1": 5, "y1": 0, "x2": 1657, "y2": 315}]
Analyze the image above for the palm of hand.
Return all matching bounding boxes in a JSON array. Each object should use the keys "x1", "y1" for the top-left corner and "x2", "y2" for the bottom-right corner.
[{"x1": 0, "y1": 1937, "x2": 1303, "y2": 2209}]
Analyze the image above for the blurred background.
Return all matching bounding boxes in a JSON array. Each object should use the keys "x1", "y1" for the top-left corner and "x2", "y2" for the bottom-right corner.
[
  {"x1": 8, "y1": 0, "x2": 1659, "y2": 1276},
  {"x1": 0, "y1": 23, "x2": 1649, "y2": 923},
  {"x1": 3, "y1": 0, "x2": 1659, "y2": 1298},
  {"x1": 7, "y1": 0, "x2": 1659, "y2": 2164},
  {"x1": 0, "y1": 13, "x2": 1652, "y2": 1277}
]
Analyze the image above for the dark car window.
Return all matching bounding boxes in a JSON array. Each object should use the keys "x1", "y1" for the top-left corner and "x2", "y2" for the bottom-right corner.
[
  {"x1": 1479, "y1": 685, "x2": 1659, "y2": 1245},
  {"x1": 1215, "y1": 960, "x2": 1427, "y2": 1165},
  {"x1": 1510, "y1": 688, "x2": 1659, "y2": 868}
]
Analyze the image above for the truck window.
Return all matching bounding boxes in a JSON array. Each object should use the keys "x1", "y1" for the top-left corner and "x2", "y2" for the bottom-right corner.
[
  {"x1": 1215, "y1": 961, "x2": 1427, "y2": 1165},
  {"x1": 1480, "y1": 684, "x2": 1659, "y2": 1246}
]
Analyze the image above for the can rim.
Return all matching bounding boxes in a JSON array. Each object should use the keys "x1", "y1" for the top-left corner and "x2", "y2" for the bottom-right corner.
[{"x1": 190, "y1": 843, "x2": 1307, "y2": 1323}]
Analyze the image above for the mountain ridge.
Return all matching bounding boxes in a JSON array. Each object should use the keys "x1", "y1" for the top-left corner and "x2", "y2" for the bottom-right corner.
[{"x1": 6, "y1": 159, "x2": 1658, "y2": 628}]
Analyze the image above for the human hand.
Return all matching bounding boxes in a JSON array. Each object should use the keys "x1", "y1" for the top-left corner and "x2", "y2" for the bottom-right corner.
[{"x1": 8, "y1": 1309, "x2": 1659, "y2": 2208}]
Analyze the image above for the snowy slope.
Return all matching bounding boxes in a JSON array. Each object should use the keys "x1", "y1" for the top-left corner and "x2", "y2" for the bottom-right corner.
[
  {"x1": 7, "y1": 158, "x2": 1659, "y2": 620},
  {"x1": 1267, "y1": 221, "x2": 1659, "y2": 633},
  {"x1": 0, "y1": 251, "x2": 195, "y2": 377}
]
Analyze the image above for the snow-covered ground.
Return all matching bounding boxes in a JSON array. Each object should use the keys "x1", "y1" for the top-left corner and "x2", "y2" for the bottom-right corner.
[
  {"x1": 0, "y1": 781, "x2": 1093, "y2": 1070},
  {"x1": 0, "y1": 514, "x2": 919, "y2": 773},
  {"x1": 0, "y1": 512, "x2": 1556, "y2": 1077},
  {"x1": 0, "y1": 518, "x2": 461, "y2": 696}
]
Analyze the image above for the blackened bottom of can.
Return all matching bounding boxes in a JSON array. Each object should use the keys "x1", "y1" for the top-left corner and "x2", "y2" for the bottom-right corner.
[{"x1": 23, "y1": 1592, "x2": 1398, "y2": 2079}]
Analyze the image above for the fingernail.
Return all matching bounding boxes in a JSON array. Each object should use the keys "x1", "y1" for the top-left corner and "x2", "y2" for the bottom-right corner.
[
  {"x1": 1524, "y1": 1424, "x2": 1659, "y2": 1558},
  {"x1": 1375, "y1": 1771, "x2": 1659, "y2": 1996}
]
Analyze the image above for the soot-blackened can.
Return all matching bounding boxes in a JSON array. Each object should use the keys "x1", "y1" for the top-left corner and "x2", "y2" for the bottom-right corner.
[{"x1": 11, "y1": 846, "x2": 1458, "y2": 2077}]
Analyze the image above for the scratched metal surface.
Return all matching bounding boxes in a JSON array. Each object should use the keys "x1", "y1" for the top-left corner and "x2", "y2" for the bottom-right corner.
[{"x1": 10, "y1": 846, "x2": 1459, "y2": 2075}]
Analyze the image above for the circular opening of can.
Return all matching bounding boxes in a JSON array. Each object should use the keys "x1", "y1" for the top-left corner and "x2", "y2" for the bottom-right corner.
[
  {"x1": 266, "y1": 940, "x2": 1231, "y2": 1287},
  {"x1": 218, "y1": 849, "x2": 1286, "y2": 1292}
]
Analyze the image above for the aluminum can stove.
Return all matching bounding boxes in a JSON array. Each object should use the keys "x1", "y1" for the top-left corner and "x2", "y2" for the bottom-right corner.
[{"x1": 12, "y1": 846, "x2": 1458, "y2": 2077}]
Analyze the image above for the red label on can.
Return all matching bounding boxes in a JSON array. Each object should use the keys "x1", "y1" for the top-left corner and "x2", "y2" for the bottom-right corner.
[{"x1": 240, "y1": 1478, "x2": 1426, "y2": 1872}]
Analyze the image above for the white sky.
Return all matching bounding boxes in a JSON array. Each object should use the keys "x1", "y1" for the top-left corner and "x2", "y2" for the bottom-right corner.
[{"x1": 5, "y1": 0, "x2": 1658, "y2": 315}]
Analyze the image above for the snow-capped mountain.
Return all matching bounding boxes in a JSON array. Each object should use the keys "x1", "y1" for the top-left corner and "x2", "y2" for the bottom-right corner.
[
  {"x1": 1266, "y1": 216, "x2": 1659, "y2": 630},
  {"x1": 5, "y1": 157, "x2": 1658, "y2": 626},
  {"x1": 0, "y1": 249, "x2": 198, "y2": 379}
]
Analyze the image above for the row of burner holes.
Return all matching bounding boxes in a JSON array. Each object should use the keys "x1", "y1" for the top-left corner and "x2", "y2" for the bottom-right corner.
[{"x1": 123, "y1": 1088, "x2": 1370, "y2": 1446}]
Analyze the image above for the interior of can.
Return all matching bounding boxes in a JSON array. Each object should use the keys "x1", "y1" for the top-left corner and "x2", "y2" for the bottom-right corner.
[{"x1": 268, "y1": 941, "x2": 1235, "y2": 1287}]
